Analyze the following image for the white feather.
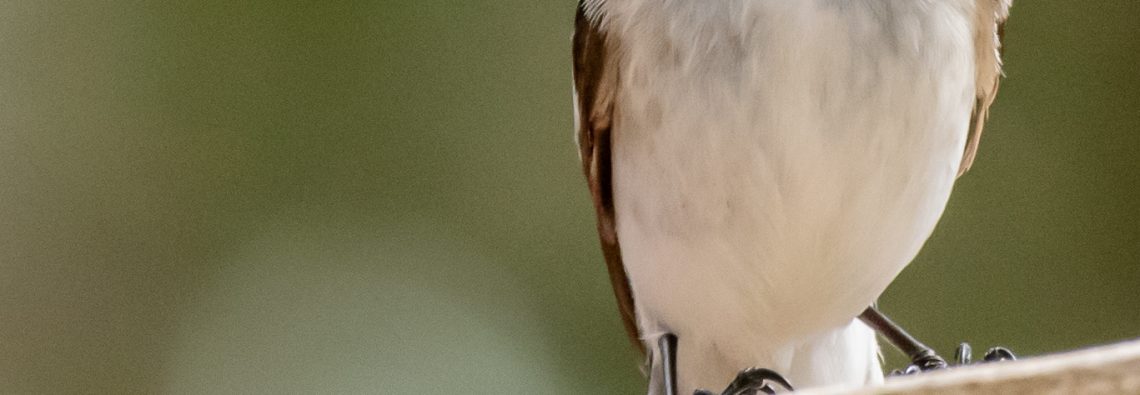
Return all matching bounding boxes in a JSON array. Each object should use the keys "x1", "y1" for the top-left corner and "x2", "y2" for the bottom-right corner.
[{"x1": 589, "y1": 0, "x2": 979, "y2": 392}]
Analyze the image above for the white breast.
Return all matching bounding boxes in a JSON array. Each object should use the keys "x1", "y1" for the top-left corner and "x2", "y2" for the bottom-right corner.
[{"x1": 599, "y1": 0, "x2": 977, "y2": 391}]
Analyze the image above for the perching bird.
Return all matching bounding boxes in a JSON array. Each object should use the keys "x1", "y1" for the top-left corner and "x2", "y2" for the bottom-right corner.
[{"x1": 572, "y1": 0, "x2": 1011, "y2": 393}]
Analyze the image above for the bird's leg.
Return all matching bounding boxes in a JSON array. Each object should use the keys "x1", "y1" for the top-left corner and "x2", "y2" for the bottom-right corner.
[
  {"x1": 694, "y1": 368, "x2": 794, "y2": 395},
  {"x1": 661, "y1": 332, "x2": 792, "y2": 395},
  {"x1": 659, "y1": 333, "x2": 679, "y2": 395},
  {"x1": 858, "y1": 306, "x2": 949, "y2": 372},
  {"x1": 859, "y1": 306, "x2": 1016, "y2": 376}
]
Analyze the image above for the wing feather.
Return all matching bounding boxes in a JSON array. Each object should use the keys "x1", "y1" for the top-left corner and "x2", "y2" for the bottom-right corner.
[
  {"x1": 960, "y1": 0, "x2": 1012, "y2": 176},
  {"x1": 572, "y1": 2, "x2": 643, "y2": 354}
]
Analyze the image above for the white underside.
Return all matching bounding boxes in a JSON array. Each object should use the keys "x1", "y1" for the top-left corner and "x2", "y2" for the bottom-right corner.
[{"x1": 593, "y1": 0, "x2": 977, "y2": 392}]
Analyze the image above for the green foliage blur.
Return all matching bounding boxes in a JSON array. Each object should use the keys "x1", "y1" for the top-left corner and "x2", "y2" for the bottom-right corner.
[{"x1": 0, "y1": 2, "x2": 1136, "y2": 393}]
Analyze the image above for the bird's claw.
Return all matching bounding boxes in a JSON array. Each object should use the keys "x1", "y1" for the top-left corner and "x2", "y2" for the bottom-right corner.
[
  {"x1": 694, "y1": 367, "x2": 794, "y2": 395},
  {"x1": 982, "y1": 346, "x2": 1017, "y2": 362},
  {"x1": 889, "y1": 342, "x2": 1016, "y2": 376}
]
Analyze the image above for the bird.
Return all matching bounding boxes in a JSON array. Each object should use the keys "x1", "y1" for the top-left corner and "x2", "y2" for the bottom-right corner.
[{"x1": 571, "y1": 0, "x2": 1012, "y2": 393}]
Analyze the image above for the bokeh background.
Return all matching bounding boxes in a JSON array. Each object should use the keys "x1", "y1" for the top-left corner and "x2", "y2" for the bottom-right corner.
[{"x1": 0, "y1": 1, "x2": 1136, "y2": 393}]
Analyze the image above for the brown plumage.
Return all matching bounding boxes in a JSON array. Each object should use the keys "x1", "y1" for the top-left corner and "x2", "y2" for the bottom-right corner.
[
  {"x1": 961, "y1": 0, "x2": 1012, "y2": 176},
  {"x1": 572, "y1": 4, "x2": 641, "y2": 353}
]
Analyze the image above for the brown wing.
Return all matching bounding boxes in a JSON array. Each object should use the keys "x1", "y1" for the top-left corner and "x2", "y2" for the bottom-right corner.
[
  {"x1": 572, "y1": 3, "x2": 643, "y2": 354},
  {"x1": 959, "y1": 0, "x2": 1013, "y2": 176}
]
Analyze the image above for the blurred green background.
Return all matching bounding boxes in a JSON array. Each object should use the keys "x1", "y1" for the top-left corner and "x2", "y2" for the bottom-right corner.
[{"x1": 0, "y1": 1, "x2": 1136, "y2": 393}]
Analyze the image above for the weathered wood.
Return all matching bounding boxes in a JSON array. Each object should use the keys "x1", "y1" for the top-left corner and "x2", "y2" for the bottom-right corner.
[{"x1": 801, "y1": 339, "x2": 1140, "y2": 395}]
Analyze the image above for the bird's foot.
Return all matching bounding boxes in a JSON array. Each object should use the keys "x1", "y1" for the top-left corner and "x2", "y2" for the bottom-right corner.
[
  {"x1": 694, "y1": 367, "x2": 794, "y2": 395},
  {"x1": 889, "y1": 342, "x2": 1017, "y2": 376}
]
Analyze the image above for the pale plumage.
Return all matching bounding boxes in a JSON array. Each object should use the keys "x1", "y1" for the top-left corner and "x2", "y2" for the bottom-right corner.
[{"x1": 573, "y1": 1, "x2": 1010, "y2": 393}]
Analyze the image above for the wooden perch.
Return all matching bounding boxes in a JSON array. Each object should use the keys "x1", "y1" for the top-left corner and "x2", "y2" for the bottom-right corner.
[{"x1": 802, "y1": 339, "x2": 1140, "y2": 395}]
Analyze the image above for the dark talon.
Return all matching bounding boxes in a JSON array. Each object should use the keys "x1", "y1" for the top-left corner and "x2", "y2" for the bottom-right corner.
[
  {"x1": 983, "y1": 347, "x2": 1016, "y2": 362},
  {"x1": 719, "y1": 367, "x2": 794, "y2": 395},
  {"x1": 955, "y1": 342, "x2": 972, "y2": 365},
  {"x1": 891, "y1": 343, "x2": 1016, "y2": 374},
  {"x1": 911, "y1": 349, "x2": 949, "y2": 371},
  {"x1": 888, "y1": 364, "x2": 922, "y2": 377}
]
